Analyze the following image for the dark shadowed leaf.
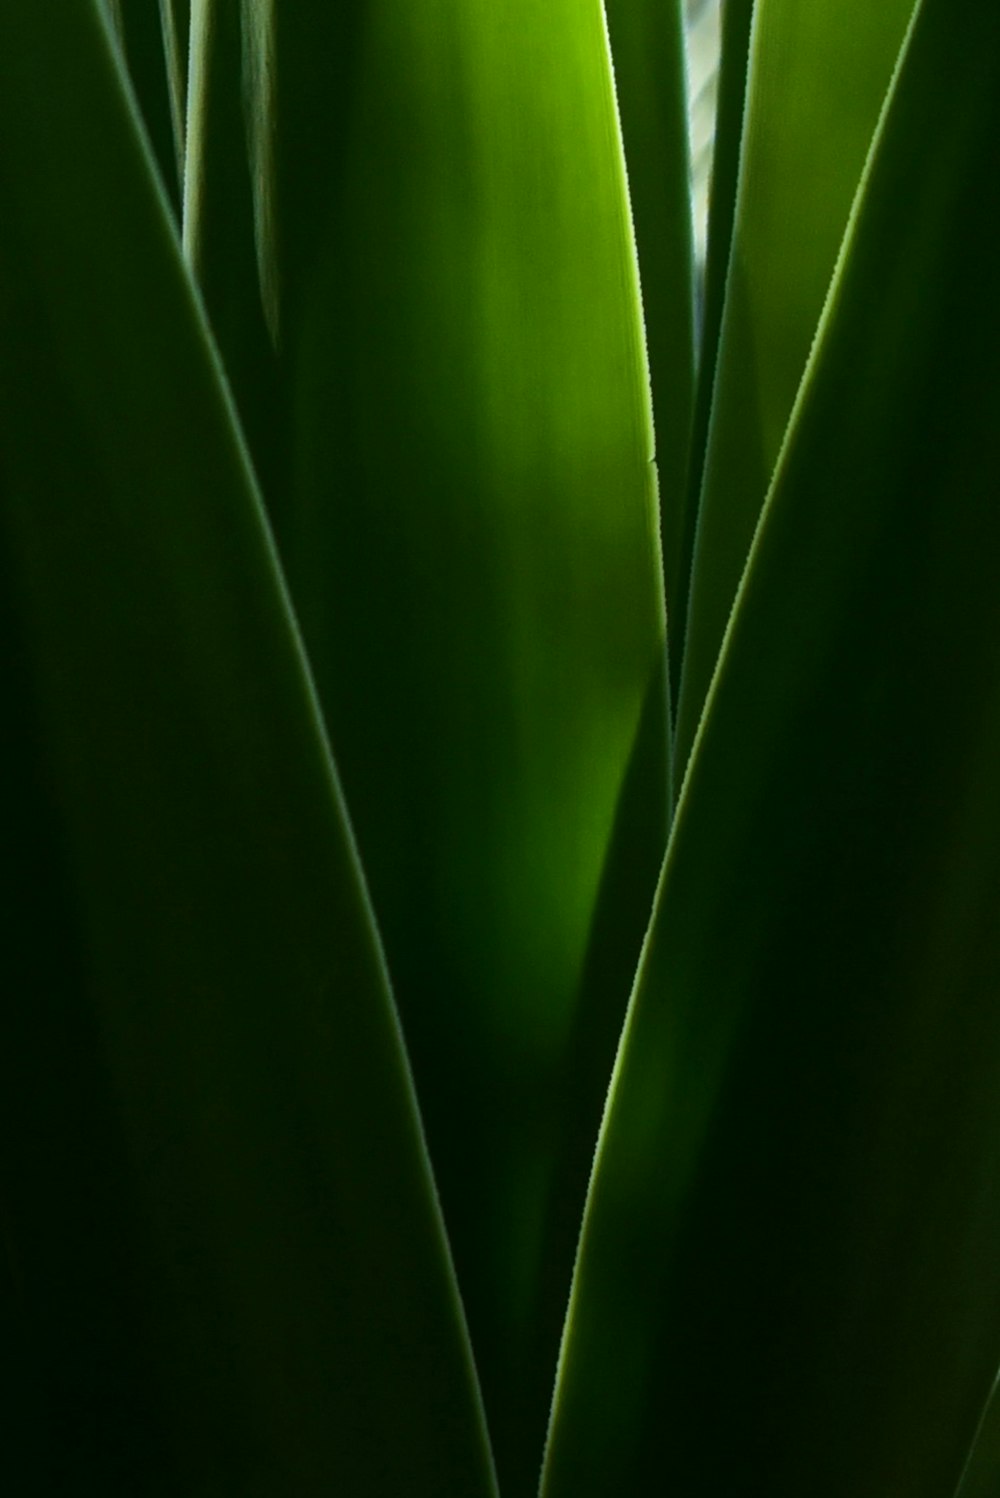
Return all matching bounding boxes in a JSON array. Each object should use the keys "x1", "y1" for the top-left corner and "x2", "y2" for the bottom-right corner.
[
  {"x1": 674, "y1": 0, "x2": 915, "y2": 776},
  {"x1": 674, "y1": 0, "x2": 753, "y2": 684},
  {"x1": 0, "y1": 5, "x2": 496, "y2": 1492},
  {"x1": 543, "y1": 2, "x2": 1000, "y2": 1493}
]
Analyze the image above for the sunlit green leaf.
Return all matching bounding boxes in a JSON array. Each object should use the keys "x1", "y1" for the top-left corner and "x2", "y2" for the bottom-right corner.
[
  {"x1": 543, "y1": 2, "x2": 1000, "y2": 1493},
  {"x1": 604, "y1": 0, "x2": 695, "y2": 694},
  {"x1": 190, "y1": 5, "x2": 669, "y2": 1487},
  {"x1": 4, "y1": 0, "x2": 998, "y2": 1491}
]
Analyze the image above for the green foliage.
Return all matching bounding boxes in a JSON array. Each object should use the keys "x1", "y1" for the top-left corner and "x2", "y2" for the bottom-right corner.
[{"x1": 1, "y1": 1, "x2": 998, "y2": 1494}]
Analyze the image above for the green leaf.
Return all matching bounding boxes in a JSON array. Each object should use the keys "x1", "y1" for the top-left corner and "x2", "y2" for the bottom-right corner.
[
  {"x1": 954, "y1": 1371, "x2": 1000, "y2": 1498},
  {"x1": 0, "y1": 5, "x2": 496, "y2": 1492},
  {"x1": 673, "y1": 0, "x2": 915, "y2": 776},
  {"x1": 603, "y1": 0, "x2": 696, "y2": 694},
  {"x1": 674, "y1": 0, "x2": 753, "y2": 680},
  {"x1": 184, "y1": 0, "x2": 283, "y2": 502},
  {"x1": 542, "y1": 0, "x2": 1000, "y2": 1492},
  {"x1": 102, "y1": 0, "x2": 182, "y2": 209},
  {"x1": 159, "y1": 0, "x2": 191, "y2": 187},
  {"x1": 190, "y1": 4, "x2": 670, "y2": 1487}
]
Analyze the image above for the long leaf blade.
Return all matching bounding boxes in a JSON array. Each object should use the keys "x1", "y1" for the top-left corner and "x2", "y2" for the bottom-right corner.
[
  {"x1": 0, "y1": 5, "x2": 496, "y2": 1491},
  {"x1": 101, "y1": 0, "x2": 182, "y2": 208},
  {"x1": 542, "y1": 1, "x2": 1000, "y2": 1491},
  {"x1": 674, "y1": 0, "x2": 915, "y2": 775},
  {"x1": 190, "y1": 5, "x2": 670, "y2": 1487},
  {"x1": 673, "y1": 0, "x2": 753, "y2": 679},
  {"x1": 604, "y1": 0, "x2": 695, "y2": 694}
]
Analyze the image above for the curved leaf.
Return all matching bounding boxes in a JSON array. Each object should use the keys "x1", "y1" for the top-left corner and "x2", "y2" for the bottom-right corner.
[
  {"x1": 674, "y1": 0, "x2": 753, "y2": 682},
  {"x1": 604, "y1": 0, "x2": 696, "y2": 694},
  {"x1": 102, "y1": 0, "x2": 181, "y2": 209},
  {"x1": 0, "y1": 5, "x2": 496, "y2": 1492},
  {"x1": 190, "y1": 4, "x2": 669, "y2": 1487},
  {"x1": 160, "y1": 0, "x2": 191, "y2": 185},
  {"x1": 542, "y1": 1, "x2": 1000, "y2": 1492},
  {"x1": 674, "y1": 0, "x2": 915, "y2": 775},
  {"x1": 954, "y1": 1370, "x2": 1000, "y2": 1498}
]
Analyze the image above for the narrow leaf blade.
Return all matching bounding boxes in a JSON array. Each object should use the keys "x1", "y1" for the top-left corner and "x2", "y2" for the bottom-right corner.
[
  {"x1": 674, "y1": 0, "x2": 915, "y2": 774},
  {"x1": 192, "y1": 5, "x2": 671, "y2": 1486},
  {"x1": 543, "y1": 2, "x2": 1000, "y2": 1492},
  {"x1": 0, "y1": 6, "x2": 496, "y2": 1491}
]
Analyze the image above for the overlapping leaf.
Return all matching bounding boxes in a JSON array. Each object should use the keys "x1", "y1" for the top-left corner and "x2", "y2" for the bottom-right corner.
[
  {"x1": 0, "y1": 4, "x2": 495, "y2": 1492},
  {"x1": 674, "y1": 0, "x2": 753, "y2": 679},
  {"x1": 101, "y1": 0, "x2": 181, "y2": 207},
  {"x1": 543, "y1": 1, "x2": 1000, "y2": 1492},
  {"x1": 187, "y1": 4, "x2": 670, "y2": 1488},
  {"x1": 674, "y1": 0, "x2": 916, "y2": 774},
  {"x1": 603, "y1": 0, "x2": 695, "y2": 692},
  {"x1": 157, "y1": 0, "x2": 190, "y2": 188},
  {"x1": 6, "y1": 0, "x2": 997, "y2": 1493}
]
